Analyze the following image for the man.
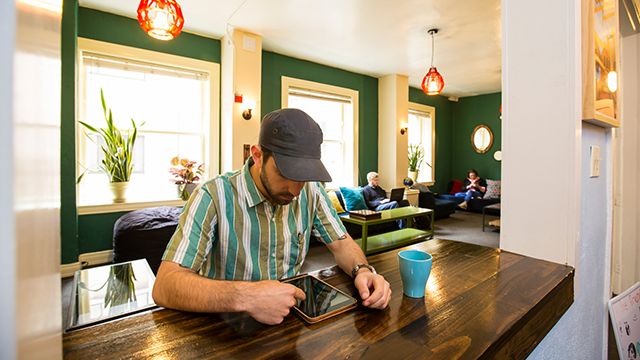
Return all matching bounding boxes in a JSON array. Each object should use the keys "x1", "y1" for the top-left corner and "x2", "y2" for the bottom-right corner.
[
  {"x1": 362, "y1": 171, "x2": 408, "y2": 211},
  {"x1": 153, "y1": 109, "x2": 392, "y2": 325}
]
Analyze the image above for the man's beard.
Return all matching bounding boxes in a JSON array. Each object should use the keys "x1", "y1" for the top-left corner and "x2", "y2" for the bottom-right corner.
[{"x1": 260, "y1": 163, "x2": 295, "y2": 205}]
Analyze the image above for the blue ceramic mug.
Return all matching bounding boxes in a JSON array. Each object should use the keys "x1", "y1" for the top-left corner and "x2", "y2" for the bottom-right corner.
[{"x1": 398, "y1": 249, "x2": 433, "y2": 298}]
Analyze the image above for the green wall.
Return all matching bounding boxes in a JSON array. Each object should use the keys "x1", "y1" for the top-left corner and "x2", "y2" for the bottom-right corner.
[
  {"x1": 262, "y1": 51, "x2": 378, "y2": 186},
  {"x1": 409, "y1": 87, "x2": 455, "y2": 194},
  {"x1": 61, "y1": 7, "x2": 221, "y2": 263},
  {"x1": 78, "y1": 8, "x2": 221, "y2": 62},
  {"x1": 451, "y1": 92, "x2": 502, "y2": 181}
]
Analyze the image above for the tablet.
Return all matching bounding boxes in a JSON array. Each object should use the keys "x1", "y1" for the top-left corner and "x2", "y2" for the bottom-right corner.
[{"x1": 281, "y1": 274, "x2": 358, "y2": 324}]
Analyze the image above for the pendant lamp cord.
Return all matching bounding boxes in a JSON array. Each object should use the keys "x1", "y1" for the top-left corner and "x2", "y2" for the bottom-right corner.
[{"x1": 430, "y1": 31, "x2": 435, "y2": 67}]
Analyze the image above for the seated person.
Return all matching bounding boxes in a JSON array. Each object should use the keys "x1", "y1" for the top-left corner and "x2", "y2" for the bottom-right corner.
[
  {"x1": 362, "y1": 171, "x2": 405, "y2": 211},
  {"x1": 454, "y1": 169, "x2": 487, "y2": 209},
  {"x1": 152, "y1": 109, "x2": 391, "y2": 326}
]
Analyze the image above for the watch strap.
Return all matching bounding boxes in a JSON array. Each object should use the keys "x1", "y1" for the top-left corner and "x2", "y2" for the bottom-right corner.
[{"x1": 351, "y1": 263, "x2": 376, "y2": 278}]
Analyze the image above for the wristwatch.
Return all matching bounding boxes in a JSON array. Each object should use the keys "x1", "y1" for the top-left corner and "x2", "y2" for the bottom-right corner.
[{"x1": 351, "y1": 263, "x2": 376, "y2": 278}]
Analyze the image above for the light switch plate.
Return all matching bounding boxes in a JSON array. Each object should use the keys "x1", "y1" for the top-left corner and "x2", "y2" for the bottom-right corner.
[{"x1": 590, "y1": 145, "x2": 601, "y2": 177}]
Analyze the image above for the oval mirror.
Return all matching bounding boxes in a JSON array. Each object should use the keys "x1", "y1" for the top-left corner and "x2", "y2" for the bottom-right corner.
[{"x1": 471, "y1": 125, "x2": 493, "y2": 154}]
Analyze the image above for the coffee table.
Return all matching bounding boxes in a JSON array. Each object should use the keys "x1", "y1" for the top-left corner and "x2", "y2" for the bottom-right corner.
[
  {"x1": 482, "y1": 203, "x2": 501, "y2": 232},
  {"x1": 340, "y1": 206, "x2": 433, "y2": 254}
]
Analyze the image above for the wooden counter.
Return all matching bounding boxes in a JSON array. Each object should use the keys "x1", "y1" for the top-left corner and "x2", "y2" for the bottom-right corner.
[{"x1": 63, "y1": 239, "x2": 574, "y2": 359}]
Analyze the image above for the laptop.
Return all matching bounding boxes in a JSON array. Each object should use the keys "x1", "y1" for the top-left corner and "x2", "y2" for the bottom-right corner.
[{"x1": 389, "y1": 187, "x2": 405, "y2": 202}]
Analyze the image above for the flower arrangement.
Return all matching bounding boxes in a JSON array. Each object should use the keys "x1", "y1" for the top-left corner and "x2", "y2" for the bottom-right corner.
[
  {"x1": 170, "y1": 157, "x2": 204, "y2": 200},
  {"x1": 169, "y1": 157, "x2": 205, "y2": 185}
]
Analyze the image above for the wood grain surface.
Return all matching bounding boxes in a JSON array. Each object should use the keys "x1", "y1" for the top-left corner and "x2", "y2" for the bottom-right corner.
[{"x1": 63, "y1": 239, "x2": 574, "y2": 360}]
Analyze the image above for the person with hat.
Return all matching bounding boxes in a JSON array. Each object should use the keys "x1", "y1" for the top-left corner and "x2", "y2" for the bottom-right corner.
[{"x1": 153, "y1": 108, "x2": 392, "y2": 325}]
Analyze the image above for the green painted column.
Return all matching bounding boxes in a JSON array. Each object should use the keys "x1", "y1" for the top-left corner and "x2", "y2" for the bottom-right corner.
[{"x1": 61, "y1": 0, "x2": 78, "y2": 264}]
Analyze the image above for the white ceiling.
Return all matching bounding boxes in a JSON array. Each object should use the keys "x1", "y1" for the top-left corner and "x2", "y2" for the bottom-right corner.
[{"x1": 79, "y1": 0, "x2": 502, "y2": 98}]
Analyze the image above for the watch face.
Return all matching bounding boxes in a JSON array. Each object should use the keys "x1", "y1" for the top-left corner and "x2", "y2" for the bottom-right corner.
[{"x1": 352, "y1": 264, "x2": 375, "y2": 278}]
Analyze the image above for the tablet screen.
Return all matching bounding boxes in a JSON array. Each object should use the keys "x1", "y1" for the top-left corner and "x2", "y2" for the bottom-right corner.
[{"x1": 284, "y1": 275, "x2": 357, "y2": 318}]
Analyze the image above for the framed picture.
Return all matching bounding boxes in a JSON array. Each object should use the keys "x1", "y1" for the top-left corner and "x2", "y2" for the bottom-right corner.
[{"x1": 582, "y1": 0, "x2": 621, "y2": 127}]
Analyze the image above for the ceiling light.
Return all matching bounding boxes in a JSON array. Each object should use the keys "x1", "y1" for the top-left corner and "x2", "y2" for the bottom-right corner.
[
  {"x1": 421, "y1": 28, "x2": 445, "y2": 96},
  {"x1": 137, "y1": 0, "x2": 184, "y2": 41}
]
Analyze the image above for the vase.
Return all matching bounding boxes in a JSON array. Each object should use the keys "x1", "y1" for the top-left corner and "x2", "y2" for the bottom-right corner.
[
  {"x1": 408, "y1": 170, "x2": 419, "y2": 182},
  {"x1": 178, "y1": 183, "x2": 197, "y2": 200},
  {"x1": 109, "y1": 181, "x2": 129, "y2": 203}
]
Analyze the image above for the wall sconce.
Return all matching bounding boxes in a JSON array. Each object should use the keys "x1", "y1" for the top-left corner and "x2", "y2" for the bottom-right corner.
[
  {"x1": 242, "y1": 108, "x2": 252, "y2": 120},
  {"x1": 235, "y1": 94, "x2": 254, "y2": 120},
  {"x1": 241, "y1": 99, "x2": 255, "y2": 120},
  {"x1": 400, "y1": 122, "x2": 408, "y2": 135}
]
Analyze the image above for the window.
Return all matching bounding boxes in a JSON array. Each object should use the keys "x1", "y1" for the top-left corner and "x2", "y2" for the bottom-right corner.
[
  {"x1": 282, "y1": 77, "x2": 359, "y2": 187},
  {"x1": 408, "y1": 102, "x2": 435, "y2": 184},
  {"x1": 77, "y1": 38, "x2": 219, "y2": 208}
]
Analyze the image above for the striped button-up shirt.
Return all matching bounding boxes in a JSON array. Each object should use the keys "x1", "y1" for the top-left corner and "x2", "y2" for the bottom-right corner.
[{"x1": 162, "y1": 159, "x2": 347, "y2": 280}]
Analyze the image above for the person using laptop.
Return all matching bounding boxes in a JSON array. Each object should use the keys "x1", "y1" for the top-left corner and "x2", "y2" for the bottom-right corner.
[
  {"x1": 362, "y1": 172, "x2": 409, "y2": 211},
  {"x1": 152, "y1": 109, "x2": 391, "y2": 326}
]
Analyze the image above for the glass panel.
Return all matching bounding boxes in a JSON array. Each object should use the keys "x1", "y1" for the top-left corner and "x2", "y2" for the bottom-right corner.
[
  {"x1": 78, "y1": 52, "x2": 209, "y2": 204},
  {"x1": 408, "y1": 110, "x2": 434, "y2": 183},
  {"x1": 82, "y1": 55, "x2": 207, "y2": 134},
  {"x1": 67, "y1": 259, "x2": 157, "y2": 331}
]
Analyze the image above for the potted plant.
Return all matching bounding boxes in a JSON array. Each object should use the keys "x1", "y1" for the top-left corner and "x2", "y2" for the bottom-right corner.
[
  {"x1": 79, "y1": 89, "x2": 139, "y2": 203},
  {"x1": 408, "y1": 144, "x2": 426, "y2": 181},
  {"x1": 170, "y1": 156, "x2": 205, "y2": 200}
]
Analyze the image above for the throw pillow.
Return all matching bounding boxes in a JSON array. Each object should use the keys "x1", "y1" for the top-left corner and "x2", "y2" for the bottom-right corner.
[
  {"x1": 449, "y1": 179, "x2": 463, "y2": 195},
  {"x1": 339, "y1": 187, "x2": 368, "y2": 211},
  {"x1": 484, "y1": 179, "x2": 501, "y2": 199},
  {"x1": 326, "y1": 190, "x2": 346, "y2": 213}
]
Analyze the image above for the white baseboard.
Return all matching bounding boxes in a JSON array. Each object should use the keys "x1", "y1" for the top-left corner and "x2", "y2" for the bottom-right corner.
[{"x1": 60, "y1": 249, "x2": 114, "y2": 278}]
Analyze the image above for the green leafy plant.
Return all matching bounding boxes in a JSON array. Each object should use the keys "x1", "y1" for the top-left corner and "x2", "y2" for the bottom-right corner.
[
  {"x1": 79, "y1": 89, "x2": 139, "y2": 183},
  {"x1": 408, "y1": 144, "x2": 426, "y2": 172}
]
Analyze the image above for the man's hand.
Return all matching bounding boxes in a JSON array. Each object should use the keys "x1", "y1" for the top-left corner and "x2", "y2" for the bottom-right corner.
[
  {"x1": 380, "y1": 198, "x2": 390, "y2": 204},
  {"x1": 354, "y1": 271, "x2": 392, "y2": 309},
  {"x1": 241, "y1": 280, "x2": 306, "y2": 325}
]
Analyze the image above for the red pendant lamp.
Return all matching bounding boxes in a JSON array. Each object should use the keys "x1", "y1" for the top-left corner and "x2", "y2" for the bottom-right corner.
[
  {"x1": 421, "y1": 28, "x2": 445, "y2": 96},
  {"x1": 137, "y1": 0, "x2": 185, "y2": 41}
]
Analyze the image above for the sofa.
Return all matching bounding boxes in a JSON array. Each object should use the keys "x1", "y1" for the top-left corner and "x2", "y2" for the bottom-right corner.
[
  {"x1": 327, "y1": 187, "x2": 413, "y2": 238},
  {"x1": 410, "y1": 184, "x2": 457, "y2": 220},
  {"x1": 436, "y1": 179, "x2": 501, "y2": 213}
]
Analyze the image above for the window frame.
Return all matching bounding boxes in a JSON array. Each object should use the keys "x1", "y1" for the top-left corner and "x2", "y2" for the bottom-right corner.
[
  {"x1": 76, "y1": 38, "x2": 220, "y2": 214},
  {"x1": 281, "y1": 76, "x2": 359, "y2": 186},
  {"x1": 408, "y1": 101, "x2": 436, "y2": 185}
]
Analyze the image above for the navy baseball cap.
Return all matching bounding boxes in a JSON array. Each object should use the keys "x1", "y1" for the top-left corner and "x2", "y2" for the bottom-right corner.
[{"x1": 259, "y1": 108, "x2": 332, "y2": 182}]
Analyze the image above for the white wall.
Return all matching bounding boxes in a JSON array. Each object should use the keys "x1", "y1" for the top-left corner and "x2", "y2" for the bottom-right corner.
[
  {"x1": 0, "y1": 0, "x2": 16, "y2": 358},
  {"x1": 503, "y1": 0, "x2": 612, "y2": 358},
  {"x1": 501, "y1": 0, "x2": 581, "y2": 266},
  {"x1": 528, "y1": 124, "x2": 612, "y2": 359},
  {"x1": 6, "y1": 1, "x2": 62, "y2": 358},
  {"x1": 377, "y1": 74, "x2": 409, "y2": 189},
  {"x1": 613, "y1": 33, "x2": 640, "y2": 294},
  {"x1": 221, "y1": 29, "x2": 262, "y2": 173}
]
